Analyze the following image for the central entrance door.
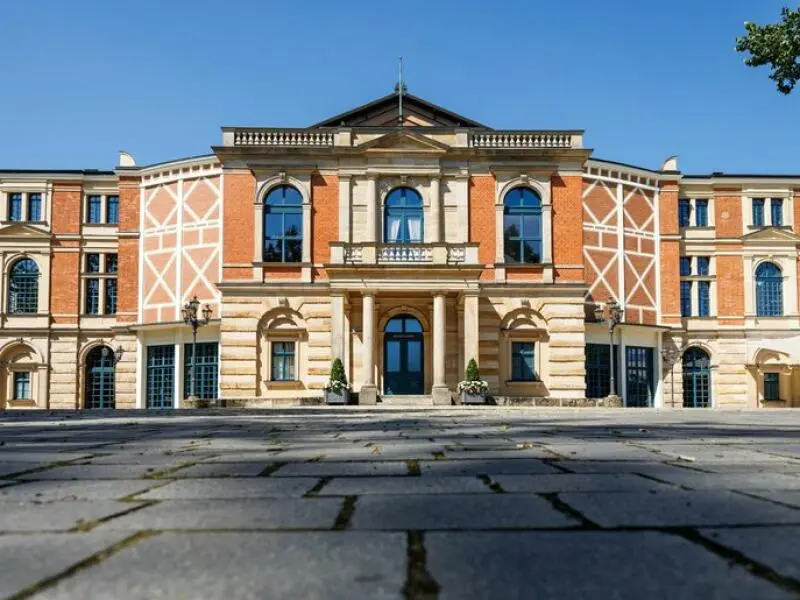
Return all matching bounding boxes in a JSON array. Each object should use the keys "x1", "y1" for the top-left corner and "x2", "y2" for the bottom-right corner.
[{"x1": 383, "y1": 314, "x2": 424, "y2": 395}]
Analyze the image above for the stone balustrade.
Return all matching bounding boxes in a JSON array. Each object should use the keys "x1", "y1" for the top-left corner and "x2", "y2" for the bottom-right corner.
[
  {"x1": 232, "y1": 129, "x2": 335, "y2": 147},
  {"x1": 470, "y1": 131, "x2": 580, "y2": 149},
  {"x1": 330, "y1": 243, "x2": 479, "y2": 266}
]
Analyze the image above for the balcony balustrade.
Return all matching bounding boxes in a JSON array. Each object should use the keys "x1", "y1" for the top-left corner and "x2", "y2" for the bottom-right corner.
[{"x1": 330, "y1": 242, "x2": 479, "y2": 266}]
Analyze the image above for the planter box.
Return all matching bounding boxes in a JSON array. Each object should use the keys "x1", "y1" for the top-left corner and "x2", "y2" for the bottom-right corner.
[
  {"x1": 460, "y1": 391, "x2": 486, "y2": 405},
  {"x1": 324, "y1": 389, "x2": 349, "y2": 405}
]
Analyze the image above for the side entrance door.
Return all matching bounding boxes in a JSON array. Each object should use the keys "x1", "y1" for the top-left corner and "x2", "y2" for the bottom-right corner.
[{"x1": 383, "y1": 315, "x2": 424, "y2": 395}]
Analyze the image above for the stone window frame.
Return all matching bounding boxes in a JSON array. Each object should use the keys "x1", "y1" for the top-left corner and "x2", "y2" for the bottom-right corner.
[
  {"x1": 678, "y1": 196, "x2": 716, "y2": 229},
  {"x1": 4, "y1": 253, "x2": 49, "y2": 316},
  {"x1": 678, "y1": 254, "x2": 716, "y2": 318},
  {"x1": 377, "y1": 178, "x2": 430, "y2": 245},
  {"x1": 493, "y1": 174, "x2": 552, "y2": 283},
  {"x1": 83, "y1": 193, "x2": 120, "y2": 226},
  {"x1": 743, "y1": 192, "x2": 793, "y2": 233},
  {"x1": 253, "y1": 173, "x2": 312, "y2": 282},
  {"x1": 0, "y1": 341, "x2": 45, "y2": 408},
  {"x1": 80, "y1": 251, "x2": 118, "y2": 316},
  {"x1": 498, "y1": 307, "x2": 549, "y2": 396}
]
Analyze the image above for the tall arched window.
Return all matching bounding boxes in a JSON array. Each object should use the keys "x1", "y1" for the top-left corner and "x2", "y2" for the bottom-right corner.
[
  {"x1": 384, "y1": 187, "x2": 423, "y2": 243},
  {"x1": 755, "y1": 262, "x2": 783, "y2": 317},
  {"x1": 682, "y1": 347, "x2": 711, "y2": 408},
  {"x1": 8, "y1": 258, "x2": 39, "y2": 314},
  {"x1": 263, "y1": 185, "x2": 302, "y2": 263},
  {"x1": 85, "y1": 346, "x2": 115, "y2": 409},
  {"x1": 503, "y1": 188, "x2": 542, "y2": 263}
]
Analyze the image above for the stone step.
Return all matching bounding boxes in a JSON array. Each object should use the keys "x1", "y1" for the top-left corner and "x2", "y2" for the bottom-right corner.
[{"x1": 379, "y1": 395, "x2": 434, "y2": 406}]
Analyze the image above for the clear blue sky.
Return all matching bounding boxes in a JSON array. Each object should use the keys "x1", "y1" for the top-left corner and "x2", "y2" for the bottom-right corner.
[{"x1": 1, "y1": 0, "x2": 797, "y2": 173}]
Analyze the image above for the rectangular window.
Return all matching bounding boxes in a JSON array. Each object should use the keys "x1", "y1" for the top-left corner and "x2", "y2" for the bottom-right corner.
[
  {"x1": 105, "y1": 253, "x2": 118, "y2": 273},
  {"x1": 85, "y1": 279, "x2": 100, "y2": 314},
  {"x1": 585, "y1": 343, "x2": 620, "y2": 398},
  {"x1": 752, "y1": 198, "x2": 765, "y2": 227},
  {"x1": 146, "y1": 345, "x2": 175, "y2": 409},
  {"x1": 697, "y1": 281, "x2": 711, "y2": 317},
  {"x1": 696, "y1": 256, "x2": 710, "y2": 276},
  {"x1": 680, "y1": 281, "x2": 693, "y2": 317},
  {"x1": 13, "y1": 371, "x2": 31, "y2": 400},
  {"x1": 8, "y1": 193, "x2": 22, "y2": 222},
  {"x1": 271, "y1": 342, "x2": 296, "y2": 381},
  {"x1": 106, "y1": 195, "x2": 119, "y2": 225},
  {"x1": 771, "y1": 198, "x2": 783, "y2": 226},
  {"x1": 511, "y1": 342, "x2": 536, "y2": 381},
  {"x1": 87, "y1": 195, "x2": 102, "y2": 224},
  {"x1": 27, "y1": 193, "x2": 41, "y2": 222},
  {"x1": 763, "y1": 372, "x2": 780, "y2": 401},
  {"x1": 184, "y1": 342, "x2": 219, "y2": 399},
  {"x1": 104, "y1": 279, "x2": 117, "y2": 315},
  {"x1": 86, "y1": 253, "x2": 101, "y2": 273},
  {"x1": 678, "y1": 199, "x2": 690, "y2": 227},
  {"x1": 679, "y1": 257, "x2": 692, "y2": 276},
  {"x1": 694, "y1": 200, "x2": 708, "y2": 227}
]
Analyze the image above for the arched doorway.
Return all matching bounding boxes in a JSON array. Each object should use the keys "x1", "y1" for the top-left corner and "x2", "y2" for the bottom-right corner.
[
  {"x1": 383, "y1": 314, "x2": 423, "y2": 395},
  {"x1": 682, "y1": 347, "x2": 711, "y2": 408},
  {"x1": 85, "y1": 346, "x2": 116, "y2": 409}
]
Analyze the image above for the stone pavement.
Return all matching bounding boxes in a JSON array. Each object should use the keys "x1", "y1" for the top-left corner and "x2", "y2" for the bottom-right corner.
[{"x1": 0, "y1": 408, "x2": 799, "y2": 599}]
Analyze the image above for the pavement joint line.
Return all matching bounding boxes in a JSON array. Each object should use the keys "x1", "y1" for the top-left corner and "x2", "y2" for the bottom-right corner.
[
  {"x1": 69, "y1": 500, "x2": 161, "y2": 533},
  {"x1": 405, "y1": 460, "x2": 421, "y2": 476},
  {"x1": 142, "y1": 459, "x2": 207, "y2": 479},
  {"x1": 332, "y1": 496, "x2": 357, "y2": 530},
  {"x1": 0, "y1": 457, "x2": 95, "y2": 480},
  {"x1": 630, "y1": 472, "x2": 689, "y2": 490},
  {"x1": 542, "y1": 459, "x2": 574, "y2": 473},
  {"x1": 673, "y1": 528, "x2": 800, "y2": 594},
  {"x1": 538, "y1": 493, "x2": 602, "y2": 529},
  {"x1": 258, "y1": 463, "x2": 286, "y2": 477},
  {"x1": 304, "y1": 477, "x2": 332, "y2": 497},
  {"x1": 4, "y1": 530, "x2": 161, "y2": 600},
  {"x1": 730, "y1": 488, "x2": 800, "y2": 511},
  {"x1": 476, "y1": 474, "x2": 506, "y2": 493},
  {"x1": 118, "y1": 479, "x2": 176, "y2": 502},
  {"x1": 403, "y1": 531, "x2": 440, "y2": 600}
]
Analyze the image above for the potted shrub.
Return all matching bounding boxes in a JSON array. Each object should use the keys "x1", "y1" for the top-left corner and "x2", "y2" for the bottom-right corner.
[
  {"x1": 324, "y1": 358, "x2": 350, "y2": 405},
  {"x1": 458, "y1": 358, "x2": 488, "y2": 405}
]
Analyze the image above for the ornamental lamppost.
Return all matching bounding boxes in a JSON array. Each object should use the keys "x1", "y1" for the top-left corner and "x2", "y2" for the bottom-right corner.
[
  {"x1": 182, "y1": 296, "x2": 213, "y2": 405},
  {"x1": 594, "y1": 300, "x2": 624, "y2": 400},
  {"x1": 97, "y1": 345, "x2": 124, "y2": 409}
]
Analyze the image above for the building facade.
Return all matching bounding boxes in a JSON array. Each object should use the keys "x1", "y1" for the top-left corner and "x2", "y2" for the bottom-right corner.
[{"x1": 1, "y1": 92, "x2": 797, "y2": 410}]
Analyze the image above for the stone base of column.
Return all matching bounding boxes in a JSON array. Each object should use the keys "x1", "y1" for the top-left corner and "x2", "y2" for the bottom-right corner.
[
  {"x1": 602, "y1": 394, "x2": 623, "y2": 408},
  {"x1": 359, "y1": 385, "x2": 378, "y2": 405},
  {"x1": 431, "y1": 386, "x2": 453, "y2": 406}
]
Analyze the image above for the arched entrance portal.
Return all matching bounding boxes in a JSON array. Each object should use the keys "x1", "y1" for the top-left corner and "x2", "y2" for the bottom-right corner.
[
  {"x1": 85, "y1": 346, "x2": 116, "y2": 409},
  {"x1": 682, "y1": 347, "x2": 711, "y2": 408},
  {"x1": 383, "y1": 314, "x2": 423, "y2": 395}
]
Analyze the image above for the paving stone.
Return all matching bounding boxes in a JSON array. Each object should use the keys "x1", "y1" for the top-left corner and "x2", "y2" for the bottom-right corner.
[
  {"x1": 493, "y1": 473, "x2": 670, "y2": 493},
  {"x1": 699, "y1": 526, "x2": 800, "y2": 581},
  {"x1": 0, "y1": 479, "x2": 159, "y2": 501},
  {"x1": 32, "y1": 532, "x2": 406, "y2": 600},
  {"x1": 207, "y1": 451, "x2": 284, "y2": 463},
  {"x1": 647, "y1": 471, "x2": 800, "y2": 491},
  {"x1": 425, "y1": 531, "x2": 794, "y2": 600},
  {"x1": 746, "y1": 490, "x2": 800, "y2": 509},
  {"x1": 351, "y1": 493, "x2": 577, "y2": 530},
  {"x1": 137, "y1": 478, "x2": 319, "y2": 499},
  {"x1": 87, "y1": 451, "x2": 217, "y2": 465},
  {"x1": 0, "y1": 500, "x2": 142, "y2": 532},
  {"x1": 172, "y1": 462, "x2": 270, "y2": 477},
  {"x1": 539, "y1": 442, "x2": 663, "y2": 461},
  {"x1": 552, "y1": 460, "x2": 696, "y2": 476},
  {"x1": 559, "y1": 491, "x2": 800, "y2": 527},
  {"x1": 273, "y1": 461, "x2": 409, "y2": 477},
  {"x1": 17, "y1": 464, "x2": 189, "y2": 480},
  {"x1": 0, "y1": 451, "x2": 94, "y2": 463},
  {"x1": 320, "y1": 476, "x2": 489, "y2": 496},
  {"x1": 442, "y1": 448, "x2": 553, "y2": 460},
  {"x1": 0, "y1": 531, "x2": 133, "y2": 598},
  {"x1": 98, "y1": 499, "x2": 343, "y2": 530},
  {"x1": 419, "y1": 458, "x2": 561, "y2": 476}
]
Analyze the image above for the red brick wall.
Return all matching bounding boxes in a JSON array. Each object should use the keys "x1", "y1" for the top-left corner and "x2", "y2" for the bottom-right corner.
[
  {"x1": 717, "y1": 253, "x2": 745, "y2": 323},
  {"x1": 311, "y1": 173, "x2": 338, "y2": 280},
  {"x1": 714, "y1": 190, "x2": 742, "y2": 238},
  {"x1": 116, "y1": 176, "x2": 140, "y2": 324},
  {"x1": 468, "y1": 175, "x2": 496, "y2": 281},
  {"x1": 51, "y1": 182, "x2": 82, "y2": 234},
  {"x1": 552, "y1": 175, "x2": 583, "y2": 283},
  {"x1": 50, "y1": 182, "x2": 83, "y2": 324},
  {"x1": 222, "y1": 171, "x2": 256, "y2": 280},
  {"x1": 659, "y1": 183, "x2": 680, "y2": 325}
]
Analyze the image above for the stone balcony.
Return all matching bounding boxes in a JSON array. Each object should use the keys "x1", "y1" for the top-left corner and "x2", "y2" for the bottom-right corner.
[{"x1": 329, "y1": 242, "x2": 480, "y2": 266}]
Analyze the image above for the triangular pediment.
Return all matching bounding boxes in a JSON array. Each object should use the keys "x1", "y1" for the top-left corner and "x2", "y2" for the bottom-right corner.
[
  {"x1": 311, "y1": 92, "x2": 487, "y2": 128},
  {"x1": 358, "y1": 130, "x2": 450, "y2": 154},
  {"x1": 742, "y1": 227, "x2": 800, "y2": 244},
  {"x1": 0, "y1": 223, "x2": 52, "y2": 239}
]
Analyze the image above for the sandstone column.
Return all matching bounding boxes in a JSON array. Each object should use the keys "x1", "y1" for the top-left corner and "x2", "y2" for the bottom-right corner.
[
  {"x1": 463, "y1": 292, "x2": 480, "y2": 371},
  {"x1": 360, "y1": 291, "x2": 377, "y2": 404},
  {"x1": 432, "y1": 293, "x2": 450, "y2": 405}
]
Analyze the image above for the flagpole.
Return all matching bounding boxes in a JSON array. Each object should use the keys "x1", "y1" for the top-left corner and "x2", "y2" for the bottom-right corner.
[{"x1": 398, "y1": 56, "x2": 404, "y2": 126}]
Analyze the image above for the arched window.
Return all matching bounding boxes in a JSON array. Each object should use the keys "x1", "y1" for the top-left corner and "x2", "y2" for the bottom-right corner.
[
  {"x1": 682, "y1": 348, "x2": 711, "y2": 408},
  {"x1": 503, "y1": 188, "x2": 542, "y2": 263},
  {"x1": 384, "y1": 187, "x2": 423, "y2": 244},
  {"x1": 755, "y1": 262, "x2": 783, "y2": 317},
  {"x1": 263, "y1": 185, "x2": 302, "y2": 263},
  {"x1": 85, "y1": 346, "x2": 115, "y2": 409},
  {"x1": 8, "y1": 258, "x2": 39, "y2": 314}
]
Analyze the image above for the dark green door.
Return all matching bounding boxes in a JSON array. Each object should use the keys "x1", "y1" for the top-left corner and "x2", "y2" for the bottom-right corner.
[{"x1": 383, "y1": 315, "x2": 424, "y2": 395}]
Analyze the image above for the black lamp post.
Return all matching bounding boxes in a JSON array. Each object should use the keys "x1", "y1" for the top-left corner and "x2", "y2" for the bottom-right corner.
[
  {"x1": 182, "y1": 296, "x2": 212, "y2": 405},
  {"x1": 594, "y1": 300, "x2": 624, "y2": 398}
]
